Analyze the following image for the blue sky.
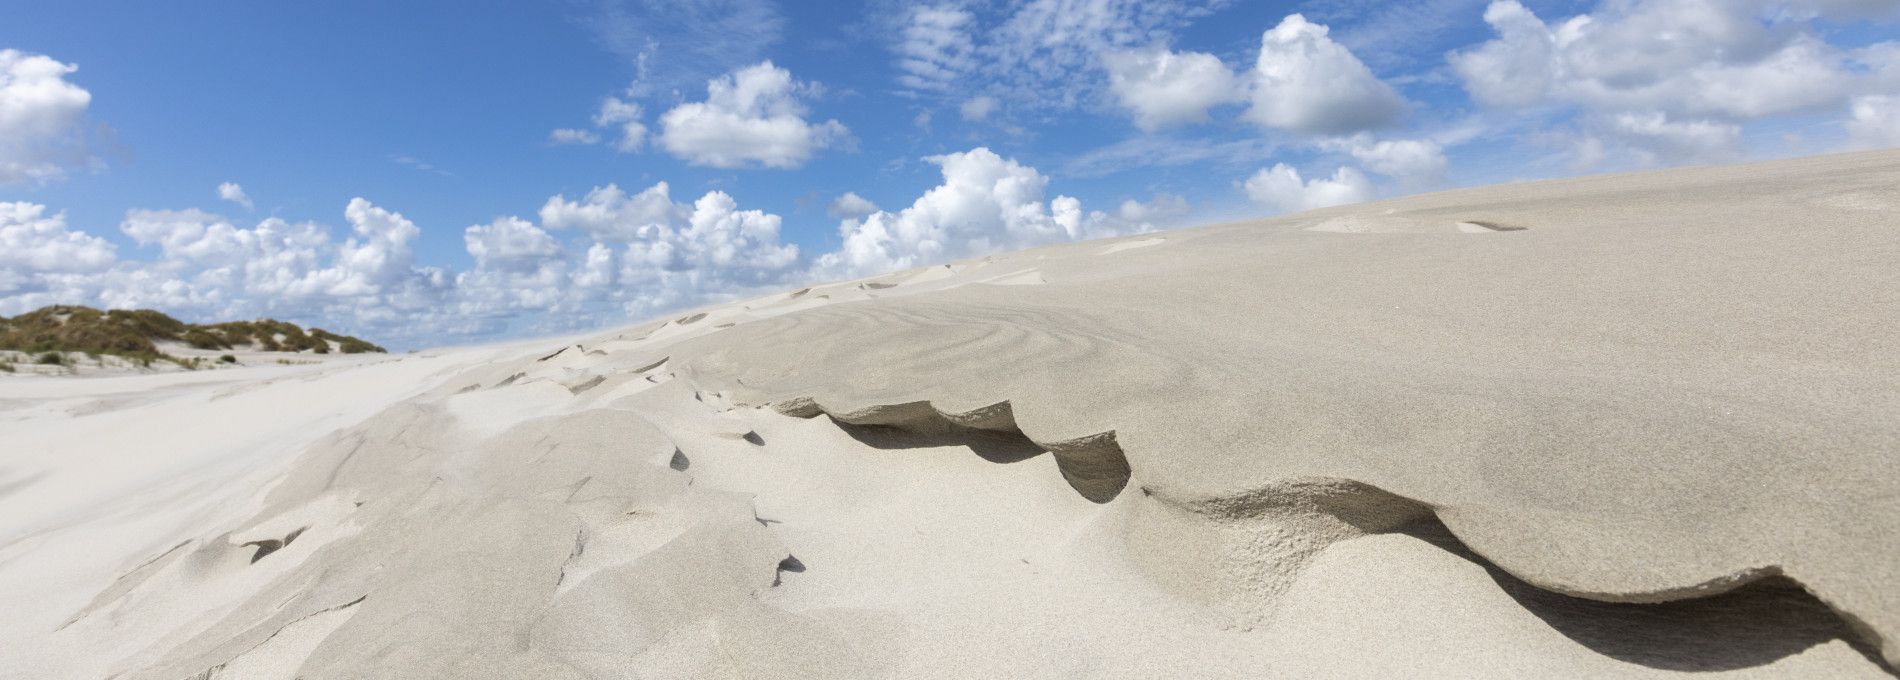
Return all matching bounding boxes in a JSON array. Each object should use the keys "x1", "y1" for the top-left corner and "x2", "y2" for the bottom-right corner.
[{"x1": 2, "y1": 0, "x2": 1896, "y2": 347}]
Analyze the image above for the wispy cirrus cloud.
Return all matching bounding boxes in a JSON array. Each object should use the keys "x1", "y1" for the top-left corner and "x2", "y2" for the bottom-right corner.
[
  {"x1": 388, "y1": 154, "x2": 454, "y2": 177},
  {"x1": 1301, "y1": 0, "x2": 1489, "y2": 71},
  {"x1": 1063, "y1": 135, "x2": 1278, "y2": 178},
  {"x1": 585, "y1": 0, "x2": 785, "y2": 97},
  {"x1": 880, "y1": 0, "x2": 1233, "y2": 111}
]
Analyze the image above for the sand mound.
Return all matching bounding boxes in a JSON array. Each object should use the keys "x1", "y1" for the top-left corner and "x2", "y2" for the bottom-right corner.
[
  {"x1": 3, "y1": 150, "x2": 1896, "y2": 678},
  {"x1": 674, "y1": 149, "x2": 1900, "y2": 673}
]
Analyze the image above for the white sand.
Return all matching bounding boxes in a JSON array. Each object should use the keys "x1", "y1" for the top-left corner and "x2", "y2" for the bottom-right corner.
[
  {"x1": 0, "y1": 150, "x2": 1894, "y2": 678},
  {"x1": 0, "y1": 339, "x2": 377, "y2": 378}
]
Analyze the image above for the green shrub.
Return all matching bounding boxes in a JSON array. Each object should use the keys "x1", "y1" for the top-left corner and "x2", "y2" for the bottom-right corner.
[
  {"x1": 311, "y1": 328, "x2": 386, "y2": 354},
  {"x1": 108, "y1": 308, "x2": 188, "y2": 340},
  {"x1": 183, "y1": 329, "x2": 229, "y2": 350},
  {"x1": 37, "y1": 351, "x2": 64, "y2": 365},
  {"x1": 219, "y1": 354, "x2": 237, "y2": 364},
  {"x1": 0, "y1": 305, "x2": 160, "y2": 356}
]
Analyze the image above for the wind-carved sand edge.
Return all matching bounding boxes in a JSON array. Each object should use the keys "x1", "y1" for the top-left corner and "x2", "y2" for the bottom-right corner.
[
  {"x1": 773, "y1": 397, "x2": 1129, "y2": 503},
  {"x1": 761, "y1": 393, "x2": 1892, "y2": 668}
]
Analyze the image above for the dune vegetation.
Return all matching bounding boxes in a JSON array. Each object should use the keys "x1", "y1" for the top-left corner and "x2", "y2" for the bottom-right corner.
[{"x1": 0, "y1": 305, "x2": 385, "y2": 368}]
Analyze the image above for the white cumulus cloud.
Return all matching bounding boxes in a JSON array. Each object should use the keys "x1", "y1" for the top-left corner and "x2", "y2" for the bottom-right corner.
[
  {"x1": 675, "y1": 191, "x2": 799, "y2": 272},
  {"x1": 1600, "y1": 111, "x2": 1742, "y2": 165},
  {"x1": 549, "y1": 92, "x2": 652, "y2": 152},
  {"x1": 535, "y1": 182, "x2": 803, "y2": 301},
  {"x1": 453, "y1": 213, "x2": 576, "y2": 319},
  {"x1": 1242, "y1": 163, "x2": 1374, "y2": 213},
  {"x1": 0, "y1": 202, "x2": 115, "y2": 277},
  {"x1": 1451, "y1": 0, "x2": 1900, "y2": 165},
  {"x1": 465, "y1": 216, "x2": 562, "y2": 272},
  {"x1": 1054, "y1": 192, "x2": 1193, "y2": 239},
  {"x1": 1848, "y1": 95, "x2": 1900, "y2": 149},
  {"x1": 826, "y1": 192, "x2": 878, "y2": 220},
  {"x1": 1453, "y1": 1, "x2": 1860, "y2": 119},
  {"x1": 540, "y1": 182, "x2": 685, "y2": 243},
  {"x1": 815, "y1": 147, "x2": 1159, "y2": 279},
  {"x1": 120, "y1": 208, "x2": 252, "y2": 264},
  {"x1": 1103, "y1": 47, "x2": 1240, "y2": 131},
  {"x1": 658, "y1": 61, "x2": 848, "y2": 169},
  {"x1": 1246, "y1": 14, "x2": 1406, "y2": 136},
  {"x1": 217, "y1": 182, "x2": 253, "y2": 210},
  {"x1": 574, "y1": 242, "x2": 616, "y2": 289},
  {"x1": 1342, "y1": 137, "x2": 1449, "y2": 186},
  {"x1": 1446, "y1": 1, "x2": 1558, "y2": 110},
  {"x1": 2, "y1": 198, "x2": 449, "y2": 333},
  {"x1": 593, "y1": 96, "x2": 648, "y2": 152},
  {"x1": 1110, "y1": 193, "x2": 1191, "y2": 225},
  {"x1": 0, "y1": 50, "x2": 96, "y2": 185},
  {"x1": 332, "y1": 198, "x2": 426, "y2": 296}
]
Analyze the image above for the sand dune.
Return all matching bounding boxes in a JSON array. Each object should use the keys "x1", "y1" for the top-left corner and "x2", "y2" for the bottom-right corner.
[{"x1": 1, "y1": 150, "x2": 1895, "y2": 678}]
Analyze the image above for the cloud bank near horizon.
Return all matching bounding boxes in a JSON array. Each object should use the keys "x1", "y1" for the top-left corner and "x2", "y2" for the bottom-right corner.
[{"x1": 0, "y1": 146, "x2": 1182, "y2": 348}]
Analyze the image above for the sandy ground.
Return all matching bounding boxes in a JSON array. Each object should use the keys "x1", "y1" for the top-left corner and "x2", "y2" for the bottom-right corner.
[
  {"x1": 0, "y1": 150, "x2": 1895, "y2": 678},
  {"x1": 0, "y1": 340, "x2": 373, "y2": 377}
]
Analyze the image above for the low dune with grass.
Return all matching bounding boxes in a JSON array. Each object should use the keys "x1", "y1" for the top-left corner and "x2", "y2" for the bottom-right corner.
[
  {"x1": 0, "y1": 151, "x2": 1895, "y2": 678},
  {"x1": 0, "y1": 306, "x2": 384, "y2": 376}
]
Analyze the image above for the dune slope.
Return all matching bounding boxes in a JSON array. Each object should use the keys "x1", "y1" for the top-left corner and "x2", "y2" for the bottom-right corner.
[
  {"x1": 2, "y1": 150, "x2": 1895, "y2": 678},
  {"x1": 680, "y1": 150, "x2": 1900, "y2": 668}
]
